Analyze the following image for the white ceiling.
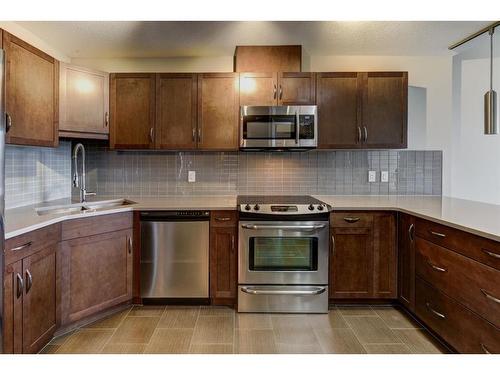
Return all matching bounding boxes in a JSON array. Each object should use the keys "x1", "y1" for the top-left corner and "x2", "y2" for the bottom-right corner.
[{"x1": 16, "y1": 21, "x2": 491, "y2": 59}]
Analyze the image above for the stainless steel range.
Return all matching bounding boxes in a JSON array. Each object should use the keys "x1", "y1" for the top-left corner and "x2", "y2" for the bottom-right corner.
[{"x1": 238, "y1": 195, "x2": 331, "y2": 313}]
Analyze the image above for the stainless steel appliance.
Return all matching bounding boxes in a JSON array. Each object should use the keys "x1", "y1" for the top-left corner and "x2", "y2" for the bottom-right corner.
[
  {"x1": 140, "y1": 211, "x2": 209, "y2": 302},
  {"x1": 240, "y1": 105, "x2": 317, "y2": 150},
  {"x1": 238, "y1": 196, "x2": 331, "y2": 313},
  {"x1": 72, "y1": 143, "x2": 96, "y2": 203},
  {"x1": 0, "y1": 46, "x2": 6, "y2": 353}
]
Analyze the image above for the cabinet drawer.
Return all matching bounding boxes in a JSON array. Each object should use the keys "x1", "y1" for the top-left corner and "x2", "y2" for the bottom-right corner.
[
  {"x1": 62, "y1": 212, "x2": 133, "y2": 240},
  {"x1": 415, "y1": 218, "x2": 500, "y2": 270},
  {"x1": 415, "y1": 236, "x2": 500, "y2": 327},
  {"x1": 210, "y1": 211, "x2": 238, "y2": 227},
  {"x1": 330, "y1": 212, "x2": 373, "y2": 228},
  {"x1": 416, "y1": 277, "x2": 500, "y2": 354},
  {"x1": 5, "y1": 224, "x2": 61, "y2": 265}
]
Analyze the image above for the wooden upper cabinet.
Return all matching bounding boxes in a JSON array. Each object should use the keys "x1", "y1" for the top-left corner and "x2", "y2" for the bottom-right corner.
[
  {"x1": 110, "y1": 73, "x2": 155, "y2": 149},
  {"x1": 362, "y1": 72, "x2": 408, "y2": 148},
  {"x1": 3, "y1": 31, "x2": 59, "y2": 147},
  {"x1": 317, "y1": 72, "x2": 362, "y2": 149},
  {"x1": 234, "y1": 45, "x2": 302, "y2": 73},
  {"x1": 239, "y1": 72, "x2": 277, "y2": 106},
  {"x1": 59, "y1": 63, "x2": 109, "y2": 139},
  {"x1": 156, "y1": 73, "x2": 198, "y2": 149},
  {"x1": 197, "y1": 73, "x2": 239, "y2": 150},
  {"x1": 278, "y1": 72, "x2": 315, "y2": 105}
]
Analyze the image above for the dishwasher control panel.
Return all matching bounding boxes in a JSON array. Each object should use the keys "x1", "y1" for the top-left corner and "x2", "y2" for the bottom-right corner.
[{"x1": 140, "y1": 210, "x2": 210, "y2": 220}]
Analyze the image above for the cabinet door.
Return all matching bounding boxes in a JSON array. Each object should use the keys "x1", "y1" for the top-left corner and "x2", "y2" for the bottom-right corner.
[
  {"x1": 330, "y1": 226, "x2": 374, "y2": 299},
  {"x1": 316, "y1": 73, "x2": 362, "y2": 149},
  {"x1": 156, "y1": 73, "x2": 198, "y2": 149},
  {"x1": 239, "y1": 72, "x2": 277, "y2": 106},
  {"x1": 59, "y1": 229, "x2": 133, "y2": 325},
  {"x1": 110, "y1": 73, "x2": 155, "y2": 149},
  {"x1": 398, "y1": 213, "x2": 416, "y2": 311},
  {"x1": 59, "y1": 62, "x2": 109, "y2": 137},
  {"x1": 22, "y1": 245, "x2": 57, "y2": 354},
  {"x1": 3, "y1": 31, "x2": 58, "y2": 147},
  {"x1": 361, "y1": 72, "x2": 408, "y2": 148},
  {"x1": 198, "y1": 73, "x2": 239, "y2": 150},
  {"x1": 373, "y1": 212, "x2": 397, "y2": 298},
  {"x1": 278, "y1": 72, "x2": 315, "y2": 105},
  {"x1": 210, "y1": 225, "x2": 237, "y2": 304},
  {"x1": 2, "y1": 261, "x2": 23, "y2": 354}
]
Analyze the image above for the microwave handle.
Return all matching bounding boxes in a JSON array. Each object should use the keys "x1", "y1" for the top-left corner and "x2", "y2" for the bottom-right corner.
[{"x1": 295, "y1": 111, "x2": 300, "y2": 144}]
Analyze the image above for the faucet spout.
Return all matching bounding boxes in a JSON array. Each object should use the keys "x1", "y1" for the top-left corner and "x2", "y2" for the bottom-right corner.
[{"x1": 72, "y1": 143, "x2": 94, "y2": 203}]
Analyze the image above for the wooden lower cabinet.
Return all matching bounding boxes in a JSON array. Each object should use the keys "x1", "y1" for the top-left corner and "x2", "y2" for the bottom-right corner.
[
  {"x1": 209, "y1": 211, "x2": 238, "y2": 305},
  {"x1": 398, "y1": 213, "x2": 416, "y2": 311},
  {"x1": 329, "y1": 212, "x2": 397, "y2": 299},
  {"x1": 59, "y1": 229, "x2": 133, "y2": 326}
]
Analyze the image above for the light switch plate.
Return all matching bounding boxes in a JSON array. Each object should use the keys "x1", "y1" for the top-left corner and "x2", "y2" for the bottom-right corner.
[
  {"x1": 188, "y1": 170, "x2": 196, "y2": 183},
  {"x1": 381, "y1": 171, "x2": 389, "y2": 183},
  {"x1": 368, "y1": 171, "x2": 377, "y2": 183}
]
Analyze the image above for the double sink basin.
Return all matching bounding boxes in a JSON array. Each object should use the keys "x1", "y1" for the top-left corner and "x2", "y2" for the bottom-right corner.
[{"x1": 35, "y1": 198, "x2": 136, "y2": 216}]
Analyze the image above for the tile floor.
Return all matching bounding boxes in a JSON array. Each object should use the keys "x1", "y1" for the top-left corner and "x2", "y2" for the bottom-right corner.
[{"x1": 39, "y1": 305, "x2": 448, "y2": 354}]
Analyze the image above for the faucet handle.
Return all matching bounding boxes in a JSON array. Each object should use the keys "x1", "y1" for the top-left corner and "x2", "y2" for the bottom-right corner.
[
  {"x1": 72, "y1": 174, "x2": 79, "y2": 187},
  {"x1": 84, "y1": 191, "x2": 96, "y2": 198}
]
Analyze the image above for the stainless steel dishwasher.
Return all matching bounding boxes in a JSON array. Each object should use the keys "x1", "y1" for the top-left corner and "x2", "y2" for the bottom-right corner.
[{"x1": 140, "y1": 211, "x2": 210, "y2": 302}]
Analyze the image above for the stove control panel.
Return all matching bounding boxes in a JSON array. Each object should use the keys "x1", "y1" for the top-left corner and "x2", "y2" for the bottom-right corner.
[{"x1": 239, "y1": 203, "x2": 330, "y2": 215}]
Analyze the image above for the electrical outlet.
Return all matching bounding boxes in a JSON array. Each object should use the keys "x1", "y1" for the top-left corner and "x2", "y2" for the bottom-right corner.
[
  {"x1": 368, "y1": 171, "x2": 377, "y2": 183},
  {"x1": 381, "y1": 171, "x2": 389, "y2": 183},
  {"x1": 188, "y1": 170, "x2": 196, "y2": 183}
]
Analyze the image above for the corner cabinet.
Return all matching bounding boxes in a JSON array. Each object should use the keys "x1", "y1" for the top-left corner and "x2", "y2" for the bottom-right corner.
[{"x1": 3, "y1": 31, "x2": 59, "y2": 147}]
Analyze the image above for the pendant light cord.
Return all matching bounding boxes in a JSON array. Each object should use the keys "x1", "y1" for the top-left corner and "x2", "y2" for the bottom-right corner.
[{"x1": 490, "y1": 27, "x2": 494, "y2": 92}]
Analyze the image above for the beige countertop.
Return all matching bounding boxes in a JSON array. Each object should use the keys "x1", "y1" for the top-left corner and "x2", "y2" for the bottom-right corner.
[{"x1": 5, "y1": 194, "x2": 500, "y2": 242}]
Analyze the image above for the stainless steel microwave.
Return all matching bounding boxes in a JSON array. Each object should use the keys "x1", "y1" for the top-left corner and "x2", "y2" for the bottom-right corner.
[{"x1": 240, "y1": 105, "x2": 317, "y2": 150}]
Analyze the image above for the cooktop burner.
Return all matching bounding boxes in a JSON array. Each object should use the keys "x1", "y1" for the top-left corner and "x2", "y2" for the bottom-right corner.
[{"x1": 237, "y1": 195, "x2": 331, "y2": 215}]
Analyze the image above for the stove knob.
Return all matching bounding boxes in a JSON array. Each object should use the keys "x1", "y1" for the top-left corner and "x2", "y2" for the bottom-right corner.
[
  {"x1": 244, "y1": 204, "x2": 251, "y2": 211},
  {"x1": 254, "y1": 204, "x2": 260, "y2": 211},
  {"x1": 317, "y1": 205, "x2": 324, "y2": 211},
  {"x1": 308, "y1": 204, "x2": 315, "y2": 211}
]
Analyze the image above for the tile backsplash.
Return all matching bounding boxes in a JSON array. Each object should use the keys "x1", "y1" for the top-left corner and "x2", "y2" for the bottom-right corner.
[{"x1": 5, "y1": 141, "x2": 72, "y2": 209}]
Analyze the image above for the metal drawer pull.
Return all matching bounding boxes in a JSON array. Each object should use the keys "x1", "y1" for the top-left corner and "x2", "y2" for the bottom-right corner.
[
  {"x1": 273, "y1": 84, "x2": 277, "y2": 99},
  {"x1": 104, "y1": 112, "x2": 109, "y2": 127},
  {"x1": 426, "y1": 260, "x2": 447, "y2": 273},
  {"x1": 215, "y1": 217, "x2": 231, "y2": 221},
  {"x1": 426, "y1": 302, "x2": 446, "y2": 319},
  {"x1": 357, "y1": 126, "x2": 362, "y2": 143},
  {"x1": 6, "y1": 112, "x2": 12, "y2": 133},
  {"x1": 149, "y1": 127, "x2": 154, "y2": 143},
  {"x1": 409, "y1": 223, "x2": 415, "y2": 242},
  {"x1": 10, "y1": 241, "x2": 33, "y2": 252},
  {"x1": 241, "y1": 287, "x2": 326, "y2": 296},
  {"x1": 429, "y1": 230, "x2": 446, "y2": 238},
  {"x1": 482, "y1": 248, "x2": 500, "y2": 259},
  {"x1": 242, "y1": 224, "x2": 326, "y2": 231},
  {"x1": 481, "y1": 343, "x2": 492, "y2": 354},
  {"x1": 481, "y1": 289, "x2": 500, "y2": 304},
  {"x1": 279, "y1": 84, "x2": 283, "y2": 100},
  {"x1": 363, "y1": 126, "x2": 368, "y2": 142},
  {"x1": 128, "y1": 237, "x2": 133, "y2": 254},
  {"x1": 192, "y1": 128, "x2": 196, "y2": 142},
  {"x1": 26, "y1": 269, "x2": 33, "y2": 293},
  {"x1": 344, "y1": 217, "x2": 360, "y2": 223},
  {"x1": 331, "y1": 235, "x2": 335, "y2": 255},
  {"x1": 16, "y1": 273, "x2": 24, "y2": 299}
]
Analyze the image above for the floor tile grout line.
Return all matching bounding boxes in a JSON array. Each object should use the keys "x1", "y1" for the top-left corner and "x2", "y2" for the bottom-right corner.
[{"x1": 186, "y1": 306, "x2": 201, "y2": 353}]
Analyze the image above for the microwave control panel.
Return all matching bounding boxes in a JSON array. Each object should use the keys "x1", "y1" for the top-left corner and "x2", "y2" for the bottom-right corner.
[{"x1": 299, "y1": 115, "x2": 315, "y2": 139}]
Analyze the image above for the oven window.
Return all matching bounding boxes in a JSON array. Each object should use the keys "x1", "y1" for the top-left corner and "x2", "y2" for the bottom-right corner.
[
  {"x1": 249, "y1": 237, "x2": 318, "y2": 271},
  {"x1": 243, "y1": 115, "x2": 297, "y2": 139}
]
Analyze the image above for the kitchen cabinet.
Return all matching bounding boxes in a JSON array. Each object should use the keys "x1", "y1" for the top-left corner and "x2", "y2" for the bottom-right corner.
[
  {"x1": 239, "y1": 72, "x2": 315, "y2": 106},
  {"x1": 329, "y1": 212, "x2": 397, "y2": 299},
  {"x1": 317, "y1": 72, "x2": 407, "y2": 149},
  {"x1": 210, "y1": 211, "x2": 238, "y2": 306},
  {"x1": 398, "y1": 213, "x2": 416, "y2": 312},
  {"x1": 3, "y1": 30, "x2": 59, "y2": 147},
  {"x1": 156, "y1": 73, "x2": 198, "y2": 149},
  {"x1": 234, "y1": 45, "x2": 302, "y2": 73},
  {"x1": 198, "y1": 73, "x2": 239, "y2": 150},
  {"x1": 110, "y1": 73, "x2": 156, "y2": 149},
  {"x1": 59, "y1": 62, "x2": 109, "y2": 139}
]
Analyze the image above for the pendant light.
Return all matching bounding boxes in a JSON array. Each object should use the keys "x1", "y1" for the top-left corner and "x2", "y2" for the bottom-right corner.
[{"x1": 484, "y1": 27, "x2": 498, "y2": 134}]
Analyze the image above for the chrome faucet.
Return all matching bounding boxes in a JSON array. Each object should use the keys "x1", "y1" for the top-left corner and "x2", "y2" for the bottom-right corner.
[{"x1": 72, "y1": 143, "x2": 96, "y2": 203}]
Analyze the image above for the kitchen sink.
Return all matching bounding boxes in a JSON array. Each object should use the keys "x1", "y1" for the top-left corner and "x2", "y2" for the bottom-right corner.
[{"x1": 35, "y1": 199, "x2": 136, "y2": 216}]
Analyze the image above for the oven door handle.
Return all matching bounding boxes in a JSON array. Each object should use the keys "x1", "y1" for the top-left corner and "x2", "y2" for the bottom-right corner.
[
  {"x1": 241, "y1": 224, "x2": 326, "y2": 231},
  {"x1": 240, "y1": 287, "x2": 326, "y2": 296}
]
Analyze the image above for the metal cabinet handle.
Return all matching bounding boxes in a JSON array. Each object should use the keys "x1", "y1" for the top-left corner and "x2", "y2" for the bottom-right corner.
[
  {"x1": 279, "y1": 84, "x2": 283, "y2": 100},
  {"x1": 104, "y1": 112, "x2": 109, "y2": 127},
  {"x1": 16, "y1": 273, "x2": 24, "y2": 299},
  {"x1": 273, "y1": 84, "x2": 277, "y2": 99},
  {"x1": 231, "y1": 235, "x2": 235, "y2": 253},
  {"x1": 215, "y1": 217, "x2": 231, "y2": 221},
  {"x1": 481, "y1": 248, "x2": 500, "y2": 259},
  {"x1": 149, "y1": 128, "x2": 154, "y2": 143},
  {"x1": 25, "y1": 269, "x2": 33, "y2": 294},
  {"x1": 128, "y1": 237, "x2": 133, "y2": 255},
  {"x1": 408, "y1": 223, "x2": 415, "y2": 242},
  {"x1": 198, "y1": 127, "x2": 202, "y2": 143},
  {"x1": 6, "y1": 112, "x2": 12, "y2": 133},
  {"x1": 344, "y1": 217, "x2": 360, "y2": 223},
  {"x1": 426, "y1": 302, "x2": 446, "y2": 319},
  {"x1": 241, "y1": 286, "x2": 326, "y2": 296},
  {"x1": 357, "y1": 126, "x2": 362, "y2": 143},
  {"x1": 426, "y1": 260, "x2": 447, "y2": 273},
  {"x1": 10, "y1": 241, "x2": 33, "y2": 252},
  {"x1": 481, "y1": 343, "x2": 492, "y2": 354},
  {"x1": 363, "y1": 126, "x2": 368, "y2": 142},
  {"x1": 331, "y1": 235, "x2": 335, "y2": 255},
  {"x1": 429, "y1": 230, "x2": 446, "y2": 238},
  {"x1": 192, "y1": 128, "x2": 196, "y2": 142},
  {"x1": 481, "y1": 289, "x2": 500, "y2": 304}
]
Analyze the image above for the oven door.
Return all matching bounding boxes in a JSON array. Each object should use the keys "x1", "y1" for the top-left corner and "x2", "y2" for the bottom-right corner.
[{"x1": 238, "y1": 220, "x2": 329, "y2": 285}]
